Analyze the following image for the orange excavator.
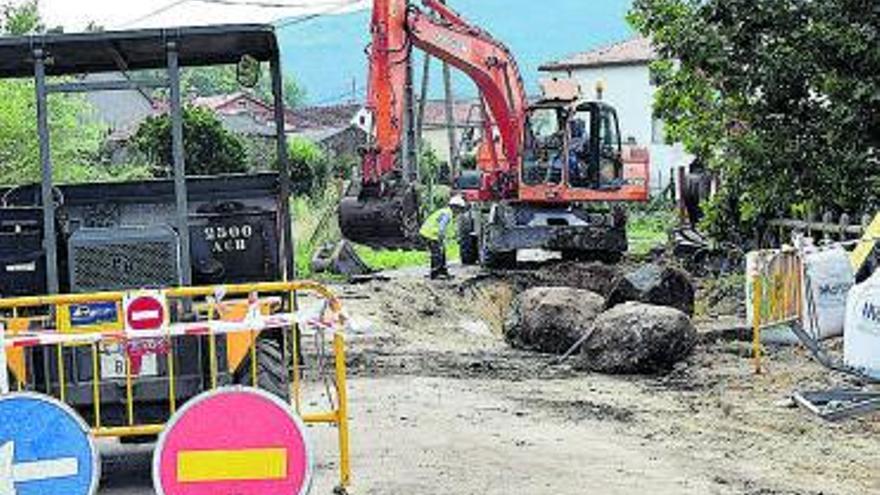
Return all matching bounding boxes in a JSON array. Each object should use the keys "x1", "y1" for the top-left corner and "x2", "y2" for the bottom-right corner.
[{"x1": 339, "y1": 0, "x2": 650, "y2": 265}]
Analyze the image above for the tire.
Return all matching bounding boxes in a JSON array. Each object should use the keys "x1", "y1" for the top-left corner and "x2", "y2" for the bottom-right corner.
[
  {"x1": 233, "y1": 337, "x2": 290, "y2": 401},
  {"x1": 458, "y1": 213, "x2": 479, "y2": 265}
]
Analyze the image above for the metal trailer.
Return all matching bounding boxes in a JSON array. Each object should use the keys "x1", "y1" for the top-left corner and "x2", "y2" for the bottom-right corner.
[{"x1": 0, "y1": 25, "x2": 296, "y2": 431}]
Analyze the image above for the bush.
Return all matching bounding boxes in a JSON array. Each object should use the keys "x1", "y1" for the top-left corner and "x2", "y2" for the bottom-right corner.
[
  {"x1": 630, "y1": 0, "x2": 880, "y2": 239},
  {"x1": 132, "y1": 105, "x2": 247, "y2": 177},
  {"x1": 282, "y1": 137, "x2": 331, "y2": 197}
]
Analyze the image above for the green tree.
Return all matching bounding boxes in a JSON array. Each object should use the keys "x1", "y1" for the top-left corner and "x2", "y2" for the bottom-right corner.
[
  {"x1": 0, "y1": 1, "x2": 129, "y2": 185},
  {"x1": 1, "y1": 0, "x2": 41, "y2": 35},
  {"x1": 141, "y1": 65, "x2": 307, "y2": 109},
  {"x1": 132, "y1": 106, "x2": 248, "y2": 177},
  {"x1": 629, "y1": 0, "x2": 880, "y2": 240}
]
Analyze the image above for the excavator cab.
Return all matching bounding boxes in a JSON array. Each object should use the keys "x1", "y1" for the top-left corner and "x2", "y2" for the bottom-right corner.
[{"x1": 522, "y1": 101, "x2": 624, "y2": 192}]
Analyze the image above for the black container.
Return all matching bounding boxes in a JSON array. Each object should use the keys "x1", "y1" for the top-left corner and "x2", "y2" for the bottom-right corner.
[
  {"x1": 0, "y1": 207, "x2": 46, "y2": 297},
  {"x1": 189, "y1": 205, "x2": 280, "y2": 285}
]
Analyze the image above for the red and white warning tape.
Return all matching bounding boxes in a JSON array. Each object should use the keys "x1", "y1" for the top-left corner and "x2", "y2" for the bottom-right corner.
[{"x1": 2, "y1": 312, "x2": 341, "y2": 350}]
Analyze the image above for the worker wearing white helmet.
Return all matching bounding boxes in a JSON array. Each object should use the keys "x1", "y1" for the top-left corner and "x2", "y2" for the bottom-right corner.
[{"x1": 420, "y1": 195, "x2": 468, "y2": 279}]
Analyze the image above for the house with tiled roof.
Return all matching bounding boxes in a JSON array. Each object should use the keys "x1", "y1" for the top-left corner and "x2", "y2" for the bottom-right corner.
[
  {"x1": 288, "y1": 103, "x2": 366, "y2": 157},
  {"x1": 192, "y1": 92, "x2": 296, "y2": 136},
  {"x1": 289, "y1": 99, "x2": 486, "y2": 164},
  {"x1": 541, "y1": 37, "x2": 692, "y2": 194}
]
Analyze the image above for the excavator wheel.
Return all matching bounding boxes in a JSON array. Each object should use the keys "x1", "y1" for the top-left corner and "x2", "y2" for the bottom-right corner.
[
  {"x1": 457, "y1": 212, "x2": 479, "y2": 265},
  {"x1": 482, "y1": 249, "x2": 517, "y2": 269},
  {"x1": 338, "y1": 183, "x2": 422, "y2": 250}
]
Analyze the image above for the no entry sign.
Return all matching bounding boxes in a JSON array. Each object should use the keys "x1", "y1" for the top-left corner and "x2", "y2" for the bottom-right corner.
[
  {"x1": 0, "y1": 393, "x2": 100, "y2": 495},
  {"x1": 124, "y1": 291, "x2": 167, "y2": 332},
  {"x1": 153, "y1": 387, "x2": 312, "y2": 495}
]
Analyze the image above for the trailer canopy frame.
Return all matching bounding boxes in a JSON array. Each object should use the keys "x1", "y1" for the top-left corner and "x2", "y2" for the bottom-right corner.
[{"x1": 0, "y1": 24, "x2": 294, "y2": 294}]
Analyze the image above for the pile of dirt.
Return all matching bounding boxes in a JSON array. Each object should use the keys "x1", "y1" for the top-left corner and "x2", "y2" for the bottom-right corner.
[
  {"x1": 504, "y1": 287, "x2": 604, "y2": 354},
  {"x1": 534, "y1": 262, "x2": 622, "y2": 295},
  {"x1": 606, "y1": 263, "x2": 695, "y2": 316},
  {"x1": 577, "y1": 302, "x2": 697, "y2": 374},
  {"x1": 475, "y1": 261, "x2": 622, "y2": 296}
]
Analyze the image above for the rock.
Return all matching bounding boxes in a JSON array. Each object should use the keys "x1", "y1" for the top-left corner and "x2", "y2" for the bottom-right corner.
[
  {"x1": 504, "y1": 287, "x2": 604, "y2": 354},
  {"x1": 578, "y1": 302, "x2": 697, "y2": 374},
  {"x1": 606, "y1": 264, "x2": 695, "y2": 316},
  {"x1": 310, "y1": 240, "x2": 373, "y2": 276}
]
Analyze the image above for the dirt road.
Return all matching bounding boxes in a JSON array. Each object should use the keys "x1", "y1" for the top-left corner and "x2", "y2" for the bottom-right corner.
[{"x1": 97, "y1": 264, "x2": 879, "y2": 494}]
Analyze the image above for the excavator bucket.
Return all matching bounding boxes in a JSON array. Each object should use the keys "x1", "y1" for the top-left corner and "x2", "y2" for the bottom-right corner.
[{"x1": 339, "y1": 183, "x2": 423, "y2": 250}]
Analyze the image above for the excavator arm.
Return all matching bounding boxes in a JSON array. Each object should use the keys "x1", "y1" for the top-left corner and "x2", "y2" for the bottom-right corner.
[
  {"x1": 409, "y1": 0, "x2": 528, "y2": 175},
  {"x1": 340, "y1": 0, "x2": 528, "y2": 248}
]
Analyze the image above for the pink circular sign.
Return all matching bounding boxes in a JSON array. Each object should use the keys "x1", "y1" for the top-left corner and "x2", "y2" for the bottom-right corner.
[{"x1": 153, "y1": 387, "x2": 312, "y2": 495}]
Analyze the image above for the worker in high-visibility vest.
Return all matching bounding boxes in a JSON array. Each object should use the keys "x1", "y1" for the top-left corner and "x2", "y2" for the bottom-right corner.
[{"x1": 420, "y1": 195, "x2": 468, "y2": 279}]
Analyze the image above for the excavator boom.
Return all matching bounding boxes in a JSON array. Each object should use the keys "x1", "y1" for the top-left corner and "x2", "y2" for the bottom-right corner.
[
  {"x1": 339, "y1": 0, "x2": 528, "y2": 249},
  {"x1": 340, "y1": 0, "x2": 650, "y2": 259}
]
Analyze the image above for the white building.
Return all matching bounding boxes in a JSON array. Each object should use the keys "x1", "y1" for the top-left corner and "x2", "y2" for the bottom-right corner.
[{"x1": 540, "y1": 37, "x2": 692, "y2": 195}]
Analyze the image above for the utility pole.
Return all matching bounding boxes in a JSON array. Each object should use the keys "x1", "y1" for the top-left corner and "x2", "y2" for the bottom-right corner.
[
  {"x1": 441, "y1": 0, "x2": 459, "y2": 186},
  {"x1": 417, "y1": 53, "x2": 431, "y2": 150},
  {"x1": 418, "y1": 53, "x2": 432, "y2": 208},
  {"x1": 403, "y1": 46, "x2": 419, "y2": 183}
]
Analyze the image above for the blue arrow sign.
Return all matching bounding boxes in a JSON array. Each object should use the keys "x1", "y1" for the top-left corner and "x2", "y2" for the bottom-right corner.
[{"x1": 0, "y1": 393, "x2": 99, "y2": 495}]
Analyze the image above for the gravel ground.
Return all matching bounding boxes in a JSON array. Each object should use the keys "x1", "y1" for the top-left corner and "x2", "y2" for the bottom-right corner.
[{"x1": 96, "y1": 263, "x2": 879, "y2": 494}]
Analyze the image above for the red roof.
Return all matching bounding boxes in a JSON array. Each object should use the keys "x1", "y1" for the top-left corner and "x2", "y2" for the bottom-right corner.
[
  {"x1": 290, "y1": 103, "x2": 362, "y2": 131},
  {"x1": 421, "y1": 100, "x2": 484, "y2": 128},
  {"x1": 540, "y1": 37, "x2": 657, "y2": 71},
  {"x1": 288, "y1": 100, "x2": 485, "y2": 132},
  {"x1": 191, "y1": 92, "x2": 295, "y2": 125}
]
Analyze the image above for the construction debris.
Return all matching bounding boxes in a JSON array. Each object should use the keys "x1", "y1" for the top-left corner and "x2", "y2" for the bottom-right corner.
[
  {"x1": 792, "y1": 389, "x2": 880, "y2": 421},
  {"x1": 504, "y1": 287, "x2": 604, "y2": 354},
  {"x1": 606, "y1": 263, "x2": 695, "y2": 316},
  {"x1": 311, "y1": 240, "x2": 373, "y2": 277},
  {"x1": 578, "y1": 302, "x2": 697, "y2": 374}
]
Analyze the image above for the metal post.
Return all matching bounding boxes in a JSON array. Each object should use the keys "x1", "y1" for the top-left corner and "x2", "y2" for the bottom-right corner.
[
  {"x1": 34, "y1": 49, "x2": 59, "y2": 295},
  {"x1": 0, "y1": 323, "x2": 8, "y2": 394},
  {"x1": 752, "y1": 275, "x2": 763, "y2": 374},
  {"x1": 167, "y1": 43, "x2": 193, "y2": 287},
  {"x1": 334, "y1": 333, "x2": 351, "y2": 488},
  {"x1": 270, "y1": 54, "x2": 295, "y2": 281}
]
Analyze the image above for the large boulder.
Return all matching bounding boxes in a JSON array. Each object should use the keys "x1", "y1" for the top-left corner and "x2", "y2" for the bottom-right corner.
[
  {"x1": 505, "y1": 287, "x2": 605, "y2": 354},
  {"x1": 606, "y1": 264, "x2": 695, "y2": 316},
  {"x1": 578, "y1": 302, "x2": 697, "y2": 374}
]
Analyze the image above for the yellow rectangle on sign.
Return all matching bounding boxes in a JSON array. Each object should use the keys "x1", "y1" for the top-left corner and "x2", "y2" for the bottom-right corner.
[{"x1": 177, "y1": 448, "x2": 288, "y2": 482}]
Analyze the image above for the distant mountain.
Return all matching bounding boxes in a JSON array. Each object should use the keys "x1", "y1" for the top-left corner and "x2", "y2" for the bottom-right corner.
[{"x1": 277, "y1": 0, "x2": 635, "y2": 105}]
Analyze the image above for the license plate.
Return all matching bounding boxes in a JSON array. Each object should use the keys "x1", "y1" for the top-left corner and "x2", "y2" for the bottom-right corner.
[{"x1": 100, "y1": 343, "x2": 159, "y2": 379}]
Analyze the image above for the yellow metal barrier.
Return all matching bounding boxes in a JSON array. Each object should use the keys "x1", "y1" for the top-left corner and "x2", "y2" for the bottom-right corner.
[
  {"x1": 747, "y1": 249, "x2": 804, "y2": 373},
  {"x1": 0, "y1": 280, "x2": 351, "y2": 489}
]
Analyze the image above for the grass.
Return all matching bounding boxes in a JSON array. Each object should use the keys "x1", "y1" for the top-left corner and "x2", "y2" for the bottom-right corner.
[
  {"x1": 292, "y1": 190, "x2": 341, "y2": 278},
  {"x1": 292, "y1": 183, "x2": 677, "y2": 275},
  {"x1": 354, "y1": 241, "x2": 460, "y2": 272},
  {"x1": 292, "y1": 184, "x2": 461, "y2": 276},
  {"x1": 627, "y1": 209, "x2": 677, "y2": 256}
]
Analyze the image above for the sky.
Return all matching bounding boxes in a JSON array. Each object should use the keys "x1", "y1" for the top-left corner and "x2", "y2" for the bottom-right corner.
[
  {"x1": 15, "y1": 0, "x2": 637, "y2": 104},
  {"x1": 278, "y1": 1, "x2": 636, "y2": 103},
  {"x1": 30, "y1": 0, "x2": 369, "y2": 30}
]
